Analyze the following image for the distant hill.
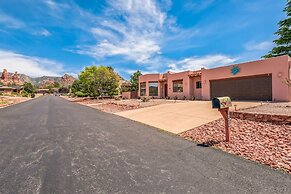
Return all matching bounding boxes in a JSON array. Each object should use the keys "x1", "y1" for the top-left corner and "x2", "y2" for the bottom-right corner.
[
  {"x1": 1, "y1": 69, "x2": 126, "y2": 88},
  {"x1": 21, "y1": 74, "x2": 76, "y2": 87},
  {"x1": 0, "y1": 69, "x2": 76, "y2": 87}
]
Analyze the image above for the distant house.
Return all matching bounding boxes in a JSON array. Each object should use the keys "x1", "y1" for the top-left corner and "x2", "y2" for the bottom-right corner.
[
  {"x1": 36, "y1": 89, "x2": 50, "y2": 94},
  {"x1": 0, "y1": 86, "x2": 23, "y2": 94}
]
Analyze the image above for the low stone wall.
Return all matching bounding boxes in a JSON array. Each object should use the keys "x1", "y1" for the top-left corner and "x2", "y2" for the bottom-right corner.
[
  {"x1": 230, "y1": 111, "x2": 291, "y2": 125},
  {"x1": 122, "y1": 91, "x2": 138, "y2": 99}
]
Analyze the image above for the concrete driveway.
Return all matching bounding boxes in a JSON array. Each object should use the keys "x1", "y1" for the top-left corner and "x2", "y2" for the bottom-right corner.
[{"x1": 116, "y1": 101, "x2": 262, "y2": 134}]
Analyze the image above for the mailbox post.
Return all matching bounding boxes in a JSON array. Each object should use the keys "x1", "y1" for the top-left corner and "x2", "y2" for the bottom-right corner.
[{"x1": 212, "y1": 97, "x2": 232, "y2": 142}]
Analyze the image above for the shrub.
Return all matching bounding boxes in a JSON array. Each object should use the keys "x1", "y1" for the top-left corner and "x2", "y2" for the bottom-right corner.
[
  {"x1": 75, "y1": 91, "x2": 87, "y2": 97},
  {"x1": 141, "y1": 96, "x2": 151, "y2": 102},
  {"x1": 69, "y1": 93, "x2": 75, "y2": 98},
  {"x1": 21, "y1": 91, "x2": 29, "y2": 97},
  {"x1": 191, "y1": 96, "x2": 196, "y2": 101},
  {"x1": 23, "y1": 82, "x2": 36, "y2": 94},
  {"x1": 31, "y1": 93, "x2": 35, "y2": 98},
  {"x1": 114, "y1": 96, "x2": 122, "y2": 101},
  {"x1": 11, "y1": 92, "x2": 19, "y2": 97}
]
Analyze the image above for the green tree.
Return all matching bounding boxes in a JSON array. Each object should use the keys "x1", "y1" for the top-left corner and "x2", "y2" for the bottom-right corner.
[
  {"x1": 23, "y1": 82, "x2": 35, "y2": 94},
  {"x1": 263, "y1": 0, "x2": 291, "y2": 58},
  {"x1": 78, "y1": 66, "x2": 120, "y2": 98},
  {"x1": 129, "y1": 70, "x2": 142, "y2": 91},
  {"x1": 53, "y1": 81, "x2": 61, "y2": 88},
  {"x1": 71, "y1": 80, "x2": 82, "y2": 94}
]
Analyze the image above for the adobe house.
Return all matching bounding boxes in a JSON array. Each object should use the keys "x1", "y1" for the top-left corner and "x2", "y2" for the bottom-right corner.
[
  {"x1": 0, "y1": 86, "x2": 23, "y2": 94},
  {"x1": 138, "y1": 55, "x2": 291, "y2": 102}
]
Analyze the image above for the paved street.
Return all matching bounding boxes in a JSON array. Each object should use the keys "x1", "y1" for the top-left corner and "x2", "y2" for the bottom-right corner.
[{"x1": 0, "y1": 96, "x2": 290, "y2": 194}]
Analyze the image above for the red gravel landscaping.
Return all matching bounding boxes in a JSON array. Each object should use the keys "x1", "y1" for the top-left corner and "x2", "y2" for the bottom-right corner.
[
  {"x1": 64, "y1": 97, "x2": 182, "y2": 113},
  {"x1": 179, "y1": 118, "x2": 291, "y2": 173},
  {"x1": 88, "y1": 102, "x2": 140, "y2": 113}
]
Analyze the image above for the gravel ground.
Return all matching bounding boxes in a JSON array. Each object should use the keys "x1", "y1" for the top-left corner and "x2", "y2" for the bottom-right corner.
[
  {"x1": 65, "y1": 97, "x2": 183, "y2": 113},
  {"x1": 180, "y1": 118, "x2": 291, "y2": 174},
  {"x1": 240, "y1": 102, "x2": 291, "y2": 116},
  {"x1": 88, "y1": 102, "x2": 140, "y2": 113},
  {"x1": 0, "y1": 96, "x2": 30, "y2": 108}
]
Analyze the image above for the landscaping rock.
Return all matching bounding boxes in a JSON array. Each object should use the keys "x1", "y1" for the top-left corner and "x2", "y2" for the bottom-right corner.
[{"x1": 180, "y1": 118, "x2": 291, "y2": 173}]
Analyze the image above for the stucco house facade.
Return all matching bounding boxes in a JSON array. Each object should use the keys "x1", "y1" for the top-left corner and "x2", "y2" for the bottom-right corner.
[{"x1": 138, "y1": 55, "x2": 291, "y2": 102}]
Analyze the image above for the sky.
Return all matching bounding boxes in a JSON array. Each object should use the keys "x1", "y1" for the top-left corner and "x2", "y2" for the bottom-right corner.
[{"x1": 0, "y1": 0, "x2": 286, "y2": 79}]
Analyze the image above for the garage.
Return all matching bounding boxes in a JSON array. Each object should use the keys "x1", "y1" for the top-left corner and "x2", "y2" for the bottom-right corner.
[{"x1": 210, "y1": 74, "x2": 272, "y2": 101}]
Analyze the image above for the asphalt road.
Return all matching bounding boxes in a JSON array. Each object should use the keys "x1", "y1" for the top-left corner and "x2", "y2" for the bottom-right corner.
[{"x1": 0, "y1": 96, "x2": 290, "y2": 194}]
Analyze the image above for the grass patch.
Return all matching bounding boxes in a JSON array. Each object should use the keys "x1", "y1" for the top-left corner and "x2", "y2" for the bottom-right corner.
[{"x1": 0, "y1": 100, "x2": 8, "y2": 105}]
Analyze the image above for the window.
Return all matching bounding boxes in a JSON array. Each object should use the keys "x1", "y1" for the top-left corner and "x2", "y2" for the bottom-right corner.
[
  {"x1": 173, "y1": 80, "x2": 183, "y2": 92},
  {"x1": 149, "y1": 81, "x2": 158, "y2": 96},
  {"x1": 196, "y1": 81, "x2": 202, "y2": 89},
  {"x1": 140, "y1": 82, "x2": 146, "y2": 96}
]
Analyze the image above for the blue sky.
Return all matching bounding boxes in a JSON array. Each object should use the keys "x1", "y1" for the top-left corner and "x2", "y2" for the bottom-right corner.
[{"x1": 0, "y1": 0, "x2": 286, "y2": 79}]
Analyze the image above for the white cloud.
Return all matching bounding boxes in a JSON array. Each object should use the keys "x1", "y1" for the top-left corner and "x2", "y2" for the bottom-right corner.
[
  {"x1": 245, "y1": 41, "x2": 273, "y2": 51},
  {"x1": 73, "y1": 0, "x2": 171, "y2": 64},
  {"x1": 184, "y1": 0, "x2": 215, "y2": 11},
  {"x1": 0, "y1": 50, "x2": 64, "y2": 77},
  {"x1": 0, "y1": 13, "x2": 24, "y2": 29},
  {"x1": 116, "y1": 67, "x2": 158, "y2": 75},
  {"x1": 33, "y1": 29, "x2": 51, "y2": 37},
  {"x1": 43, "y1": 0, "x2": 68, "y2": 11},
  {"x1": 168, "y1": 55, "x2": 238, "y2": 72}
]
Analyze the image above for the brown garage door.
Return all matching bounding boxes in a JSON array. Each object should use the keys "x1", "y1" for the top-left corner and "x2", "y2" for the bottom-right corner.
[{"x1": 210, "y1": 74, "x2": 272, "y2": 101}]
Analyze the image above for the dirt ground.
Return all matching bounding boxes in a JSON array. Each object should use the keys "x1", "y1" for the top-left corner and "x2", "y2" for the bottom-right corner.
[
  {"x1": 240, "y1": 102, "x2": 291, "y2": 116},
  {"x1": 0, "y1": 96, "x2": 31, "y2": 108},
  {"x1": 65, "y1": 97, "x2": 183, "y2": 113},
  {"x1": 180, "y1": 118, "x2": 291, "y2": 174}
]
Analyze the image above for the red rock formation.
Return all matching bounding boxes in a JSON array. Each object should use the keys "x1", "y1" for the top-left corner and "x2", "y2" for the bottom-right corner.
[
  {"x1": 1, "y1": 69, "x2": 10, "y2": 81},
  {"x1": 0, "y1": 69, "x2": 24, "y2": 85},
  {"x1": 12, "y1": 71, "x2": 23, "y2": 85},
  {"x1": 0, "y1": 69, "x2": 12, "y2": 85},
  {"x1": 60, "y1": 74, "x2": 75, "y2": 86},
  {"x1": 41, "y1": 79, "x2": 55, "y2": 88}
]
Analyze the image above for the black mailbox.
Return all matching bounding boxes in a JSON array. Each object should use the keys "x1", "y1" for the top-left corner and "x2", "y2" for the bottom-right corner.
[{"x1": 212, "y1": 96, "x2": 232, "y2": 109}]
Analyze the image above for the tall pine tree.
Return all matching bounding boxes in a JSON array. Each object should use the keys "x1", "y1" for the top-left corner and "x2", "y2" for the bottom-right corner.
[{"x1": 263, "y1": 0, "x2": 291, "y2": 58}]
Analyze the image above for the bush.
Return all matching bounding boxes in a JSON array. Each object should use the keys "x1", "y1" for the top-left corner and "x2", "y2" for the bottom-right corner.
[
  {"x1": 11, "y1": 92, "x2": 20, "y2": 97},
  {"x1": 141, "y1": 96, "x2": 151, "y2": 102},
  {"x1": 69, "y1": 93, "x2": 75, "y2": 98},
  {"x1": 75, "y1": 91, "x2": 87, "y2": 97},
  {"x1": 191, "y1": 96, "x2": 196, "y2": 101},
  {"x1": 114, "y1": 96, "x2": 122, "y2": 101},
  {"x1": 21, "y1": 91, "x2": 29, "y2": 97},
  {"x1": 31, "y1": 93, "x2": 35, "y2": 98},
  {"x1": 23, "y1": 82, "x2": 36, "y2": 94}
]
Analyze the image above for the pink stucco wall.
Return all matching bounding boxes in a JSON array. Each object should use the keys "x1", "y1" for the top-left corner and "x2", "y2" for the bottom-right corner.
[
  {"x1": 138, "y1": 55, "x2": 291, "y2": 102},
  {"x1": 167, "y1": 71, "x2": 192, "y2": 99},
  {"x1": 138, "y1": 71, "x2": 202, "y2": 99},
  {"x1": 138, "y1": 74, "x2": 162, "y2": 97},
  {"x1": 201, "y1": 55, "x2": 291, "y2": 102},
  {"x1": 190, "y1": 77, "x2": 202, "y2": 100}
]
